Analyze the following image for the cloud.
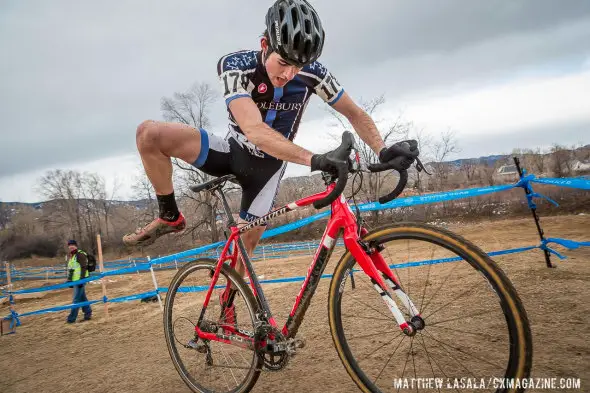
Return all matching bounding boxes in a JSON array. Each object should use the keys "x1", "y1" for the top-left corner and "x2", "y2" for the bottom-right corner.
[
  {"x1": 1, "y1": 1, "x2": 589, "y2": 201},
  {"x1": 394, "y1": 70, "x2": 590, "y2": 137}
]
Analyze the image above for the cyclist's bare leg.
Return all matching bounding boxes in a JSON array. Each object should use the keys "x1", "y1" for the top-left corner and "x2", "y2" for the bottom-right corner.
[
  {"x1": 123, "y1": 121, "x2": 203, "y2": 246},
  {"x1": 235, "y1": 220, "x2": 266, "y2": 279},
  {"x1": 136, "y1": 120, "x2": 203, "y2": 194}
]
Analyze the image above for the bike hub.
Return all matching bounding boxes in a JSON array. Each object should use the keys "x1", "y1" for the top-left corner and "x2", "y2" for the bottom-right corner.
[{"x1": 403, "y1": 316, "x2": 426, "y2": 336}]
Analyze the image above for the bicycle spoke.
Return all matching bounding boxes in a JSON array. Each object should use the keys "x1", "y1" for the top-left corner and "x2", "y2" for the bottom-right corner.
[
  {"x1": 361, "y1": 332, "x2": 405, "y2": 362},
  {"x1": 165, "y1": 261, "x2": 260, "y2": 393},
  {"x1": 406, "y1": 239, "x2": 411, "y2": 300},
  {"x1": 219, "y1": 344, "x2": 239, "y2": 386},
  {"x1": 224, "y1": 344, "x2": 247, "y2": 381},
  {"x1": 395, "y1": 336, "x2": 414, "y2": 392},
  {"x1": 237, "y1": 347, "x2": 251, "y2": 368},
  {"x1": 422, "y1": 280, "x2": 481, "y2": 321},
  {"x1": 417, "y1": 333, "x2": 442, "y2": 393},
  {"x1": 427, "y1": 323, "x2": 503, "y2": 343},
  {"x1": 423, "y1": 329, "x2": 503, "y2": 371},
  {"x1": 410, "y1": 338, "x2": 418, "y2": 393},
  {"x1": 341, "y1": 313, "x2": 395, "y2": 323},
  {"x1": 373, "y1": 334, "x2": 408, "y2": 384},
  {"x1": 420, "y1": 262, "x2": 461, "y2": 315},
  {"x1": 347, "y1": 328, "x2": 399, "y2": 341},
  {"x1": 422, "y1": 330, "x2": 476, "y2": 380},
  {"x1": 418, "y1": 334, "x2": 457, "y2": 385},
  {"x1": 384, "y1": 246, "x2": 407, "y2": 291},
  {"x1": 427, "y1": 309, "x2": 491, "y2": 327},
  {"x1": 419, "y1": 244, "x2": 436, "y2": 312},
  {"x1": 330, "y1": 226, "x2": 530, "y2": 393},
  {"x1": 348, "y1": 295, "x2": 396, "y2": 321}
]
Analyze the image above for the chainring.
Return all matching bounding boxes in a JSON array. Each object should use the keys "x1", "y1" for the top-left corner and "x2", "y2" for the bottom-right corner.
[{"x1": 260, "y1": 328, "x2": 290, "y2": 371}]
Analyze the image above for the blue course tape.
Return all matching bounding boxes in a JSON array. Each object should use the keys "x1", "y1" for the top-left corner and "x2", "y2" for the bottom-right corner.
[
  {"x1": 148, "y1": 241, "x2": 225, "y2": 265},
  {"x1": 8, "y1": 276, "x2": 102, "y2": 295},
  {"x1": 18, "y1": 300, "x2": 101, "y2": 317},
  {"x1": 370, "y1": 184, "x2": 515, "y2": 211},
  {"x1": 4, "y1": 173, "x2": 589, "y2": 321},
  {"x1": 108, "y1": 291, "x2": 158, "y2": 303},
  {"x1": 262, "y1": 184, "x2": 515, "y2": 239},
  {"x1": 539, "y1": 238, "x2": 590, "y2": 259},
  {"x1": 101, "y1": 264, "x2": 152, "y2": 277},
  {"x1": 153, "y1": 245, "x2": 541, "y2": 291},
  {"x1": 532, "y1": 176, "x2": 590, "y2": 190}
]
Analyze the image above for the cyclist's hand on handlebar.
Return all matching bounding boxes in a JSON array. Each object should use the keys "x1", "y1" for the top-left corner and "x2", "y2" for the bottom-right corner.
[
  {"x1": 378, "y1": 139, "x2": 419, "y2": 171},
  {"x1": 311, "y1": 151, "x2": 350, "y2": 177}
]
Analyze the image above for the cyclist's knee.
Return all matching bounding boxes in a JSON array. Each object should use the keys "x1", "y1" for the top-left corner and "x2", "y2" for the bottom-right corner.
[{"x1": 136, "y1": 120, "x2": 160, "y2": 150}]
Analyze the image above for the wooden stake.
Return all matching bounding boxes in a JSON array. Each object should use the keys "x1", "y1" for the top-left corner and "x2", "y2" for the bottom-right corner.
[
  {"x1": 5, "y1": 262, "x2": 17, "y2": 317},
  {"x1": 96, "y1": 234, "x2": 109, "y2": 318}
]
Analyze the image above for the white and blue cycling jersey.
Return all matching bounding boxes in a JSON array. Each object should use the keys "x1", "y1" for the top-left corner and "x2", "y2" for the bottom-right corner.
[
  {"x1": 193, "y1": 49, "x2": 345, "y2": 222},
  {"x1": 216, "y1": 49, "x2": 345, "y2": 158}
]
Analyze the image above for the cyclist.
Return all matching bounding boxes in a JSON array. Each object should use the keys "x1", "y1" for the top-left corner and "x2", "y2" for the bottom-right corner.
[{"x1": 123, "y1": 0, "x2": 419, "y2": 260}]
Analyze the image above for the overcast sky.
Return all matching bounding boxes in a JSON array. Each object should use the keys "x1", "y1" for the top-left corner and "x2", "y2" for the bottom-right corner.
[{"x1": 1, "y1": 0, "x2": 589, "y2": 202}]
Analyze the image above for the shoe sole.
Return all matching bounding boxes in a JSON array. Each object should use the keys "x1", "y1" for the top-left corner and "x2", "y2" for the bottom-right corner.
[{"x1": 123, "y1": 225, "x2": 185, "y2": 247}]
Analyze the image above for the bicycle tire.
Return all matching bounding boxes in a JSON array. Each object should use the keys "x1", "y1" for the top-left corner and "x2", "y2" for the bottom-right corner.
[
  {"x1": 328, "y1": 223, "x2": 532, "y2": 393},
  {"x1": 164, "y1": 258, "x2": 263, "y2": 393}
]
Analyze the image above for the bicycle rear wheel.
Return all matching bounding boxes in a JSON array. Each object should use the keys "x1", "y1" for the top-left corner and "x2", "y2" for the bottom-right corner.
[
  {"x1": 328, "y1": 223, "x2": 532, "y2": 393},
  {"x1": 164, "y1": 258, "x2": 263, "y2": 393}
]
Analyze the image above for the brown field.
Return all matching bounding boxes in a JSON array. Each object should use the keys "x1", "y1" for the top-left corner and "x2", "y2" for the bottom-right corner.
[{"x1": 1, "y1": 215, "x2": 589, "y2": 393}]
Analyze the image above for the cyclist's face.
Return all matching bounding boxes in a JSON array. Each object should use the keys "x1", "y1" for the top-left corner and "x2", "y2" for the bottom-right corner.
[
  {"x1": 265, "y1": 53, "x2": 302, "y2": 87},
  {"x1": 262, "y1": 39, "x2": 302, "y2": 87}
]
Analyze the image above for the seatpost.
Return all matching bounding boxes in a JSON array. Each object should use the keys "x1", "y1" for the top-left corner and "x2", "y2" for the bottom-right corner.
[{"x1": 215, "y1": 187, "x2": 237, "y2": 228}]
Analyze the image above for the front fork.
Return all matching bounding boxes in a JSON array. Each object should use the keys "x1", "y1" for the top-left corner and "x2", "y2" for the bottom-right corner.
[{"x1": 345, "y1": 227, "x2": 424, "y2": 336}]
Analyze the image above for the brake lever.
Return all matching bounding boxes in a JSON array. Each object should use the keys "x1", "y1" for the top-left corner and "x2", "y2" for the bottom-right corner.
[{"x1": 415, "y1": 157, "x2": 431, "y2": 175}]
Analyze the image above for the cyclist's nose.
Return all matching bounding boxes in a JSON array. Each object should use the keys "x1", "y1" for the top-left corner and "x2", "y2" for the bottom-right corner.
[{"x1": 282, "y1": 66, "x2": 298, "y2": 80}]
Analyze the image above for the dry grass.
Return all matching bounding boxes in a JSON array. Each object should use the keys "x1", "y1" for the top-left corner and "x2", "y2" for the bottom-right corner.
[{"x1": 1, "y1": 215, "x2": 589, "y2": 393}]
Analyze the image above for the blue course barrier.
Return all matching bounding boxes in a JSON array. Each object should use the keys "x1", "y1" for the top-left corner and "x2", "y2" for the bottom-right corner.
[{"x1": 2, "y1": 173, "x2": 588, "y2": 327}]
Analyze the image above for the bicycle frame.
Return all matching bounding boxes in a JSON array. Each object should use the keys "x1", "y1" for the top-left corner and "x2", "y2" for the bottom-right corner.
[{"x1": 194, "y1": 182, "x2": 421, "y2": 348}]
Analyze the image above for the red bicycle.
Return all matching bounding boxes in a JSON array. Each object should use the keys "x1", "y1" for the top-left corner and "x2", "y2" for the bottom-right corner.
[{"x1": 164, "y1": 132, "x2": 532, "y2": 393}]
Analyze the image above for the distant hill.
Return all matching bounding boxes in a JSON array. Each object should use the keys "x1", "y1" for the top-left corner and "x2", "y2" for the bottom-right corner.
[
  {"x1": 445, "y1": 154, "x2": 508, "y2": 168},
  {"x1": 2, "y1": 144, "x2": 588, "y2": 208}
]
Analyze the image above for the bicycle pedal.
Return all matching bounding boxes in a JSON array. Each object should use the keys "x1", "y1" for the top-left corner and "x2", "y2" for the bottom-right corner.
[{"x1": 293, "y1": 337, "x2": 306, "y2": 349}]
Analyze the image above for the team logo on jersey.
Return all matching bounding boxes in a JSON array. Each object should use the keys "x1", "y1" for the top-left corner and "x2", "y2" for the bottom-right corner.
[{"x1": 258, "y1": 83, "x2": 267, "y2": 94}]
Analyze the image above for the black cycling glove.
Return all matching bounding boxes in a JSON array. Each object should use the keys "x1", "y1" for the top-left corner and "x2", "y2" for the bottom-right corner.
[
  {"x1": 311, "y1": 151, "x2": 350, "y2": 177},
  {"x1": 379, "y1": 140, "x2": 419, "y2": 171}
]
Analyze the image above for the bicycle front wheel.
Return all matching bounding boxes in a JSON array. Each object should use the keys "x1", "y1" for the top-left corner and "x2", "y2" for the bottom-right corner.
[
  {"x1": 164, "y1": 258, "x2": 263, "y2": 393},
  {"x1": 328, "y1": 223, "x2": 532, "y2": 393}
]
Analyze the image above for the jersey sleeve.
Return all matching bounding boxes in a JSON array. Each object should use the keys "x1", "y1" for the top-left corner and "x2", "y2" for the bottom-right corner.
[
  {"x1": 217, "y1": 52, "x2": 256, "y2": 106},
  {"x1": 302, "y1": 61, "x2": 345, "y2": 105}
]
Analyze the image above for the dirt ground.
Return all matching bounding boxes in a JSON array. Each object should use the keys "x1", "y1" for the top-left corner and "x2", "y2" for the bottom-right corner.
[{"x1": 1, "y1": 215, "x2": 589, "y2": 393}]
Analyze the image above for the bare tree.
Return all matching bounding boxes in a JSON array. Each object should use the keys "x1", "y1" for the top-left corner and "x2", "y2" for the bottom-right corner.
[
  {"x1": 529, "y1": 147, "x2": 546, "y2": 175},
  {"x1": 36, "y1": 170, "x2": 111, "y2": 251},
  {"x1": 327, "y1": 95, "x2": 413, "y2": 222},
  {"x1": 550, "y1": 144, "x2": 573, "y2": 177},
  {"x1": 98, "y1": 177, "x2": 121, "y2": 241},
  {"x1": 408, "y1": 127, "x2": 433, "y2": 192},
  {"x1": 431, "y1": 129, "x2": 460, "y2": 190},
  {"x1": 0, "y1": 201, "x2": 9, "y2": 230},
  {"x1": 161, "y1": 82, "x2": 217, "y2": 129},
  {"x1": 37, "y1": 170, "x2": 85, "y2": 242},
  {"x1": 460, "y1": 160, "x2": 478, "y2": 184},
  {"x1": 131, "y1": 170, "x2": 159, "y2": 223}
]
